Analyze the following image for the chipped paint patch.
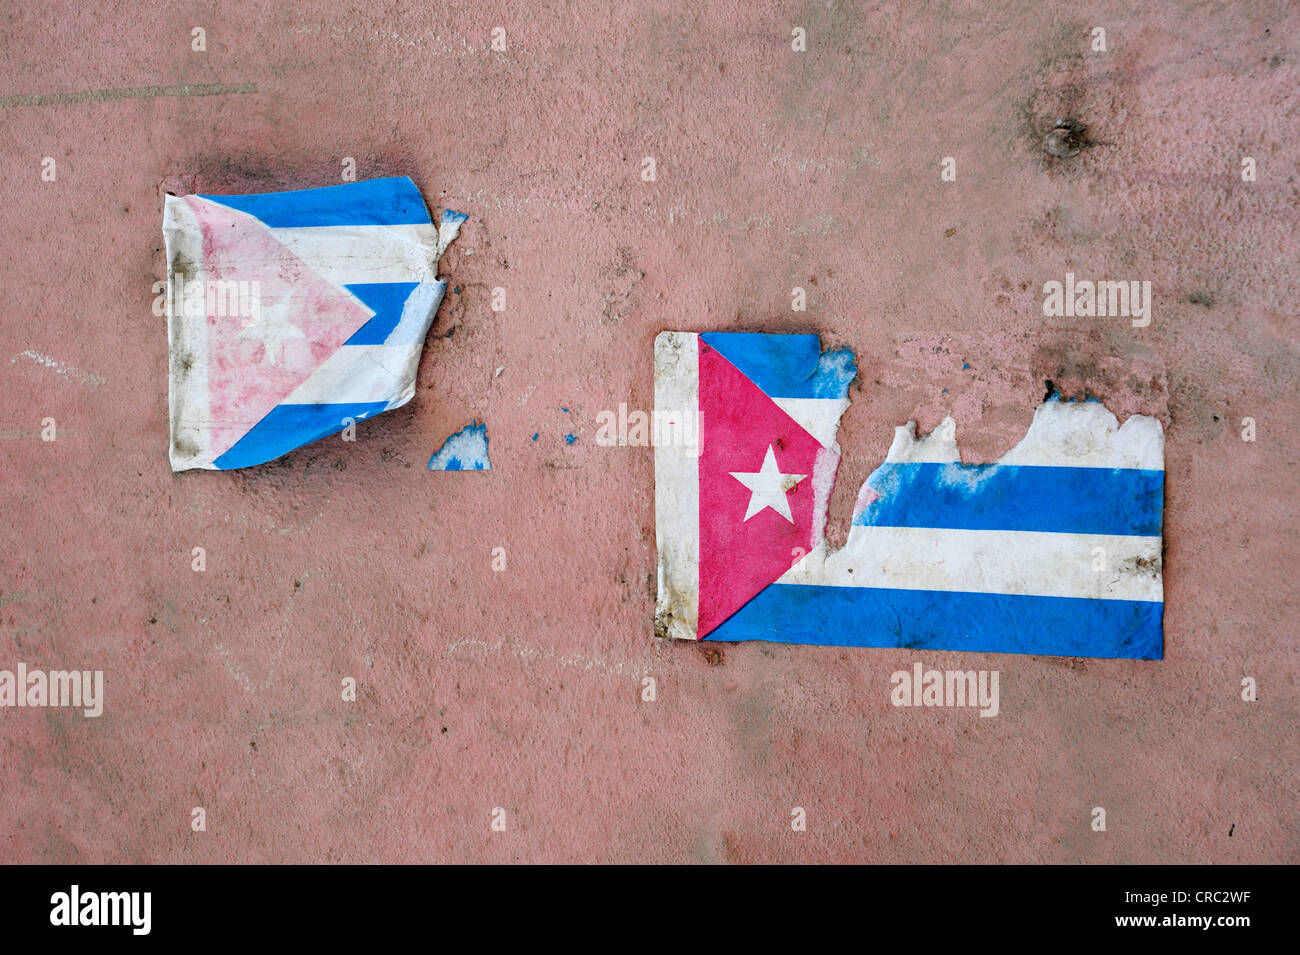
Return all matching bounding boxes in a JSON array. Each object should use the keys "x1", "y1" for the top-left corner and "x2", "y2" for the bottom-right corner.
[
  {"x1": 428, "y1": 421, "x2": 492, "y2": 471},
  {"x1": 11, "y1": 350, "x2": 105, "y2": 387}
]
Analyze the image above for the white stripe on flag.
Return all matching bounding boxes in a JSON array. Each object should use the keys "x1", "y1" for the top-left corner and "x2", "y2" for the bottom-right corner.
[
  {"x1": 283, "y1": 343, "x2": 426, "y2": 406},
  {"x1": 270, "y1": 224, "x2": 441, "y2": 286},
  {"x1": 779, "y1": 526, "x2": 1163, "y2": 603}
]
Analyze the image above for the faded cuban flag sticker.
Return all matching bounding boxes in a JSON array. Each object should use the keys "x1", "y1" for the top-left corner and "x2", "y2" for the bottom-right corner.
[{"x1": 162, "y1": 177, "x2": 466, "y2": 471}]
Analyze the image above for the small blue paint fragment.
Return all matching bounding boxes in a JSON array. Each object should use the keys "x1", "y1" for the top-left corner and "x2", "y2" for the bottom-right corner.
[
  {"x1": 453, "y1": 285, "x2": 461, "y2": 295},
  {"x1": 442, "y1": 209, "x2": 470, "y2": 225},
  {"x1": 561, "y1": 407, "x2": 570, "y2": 413},
  {"x1": 531, "y1": 432, "x2": 539, "y2": 441},
  {"x1": 962, "y1": 362, "x2": 970, "y2": 370},
  {"x1": 564, "y1": 434, "x2": 577, "y2": 445},
  {"x1": 428, "y1": 422, "x2": 491, "y2": 471}
]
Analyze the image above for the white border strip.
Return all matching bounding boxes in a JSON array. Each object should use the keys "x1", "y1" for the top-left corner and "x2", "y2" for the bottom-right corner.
[
  {"x1": 163, "y1": 195, "x2": 215, "y2": 470},
  {"x1": 654, "y1": 332, "x2": 700, "y2": 639}
]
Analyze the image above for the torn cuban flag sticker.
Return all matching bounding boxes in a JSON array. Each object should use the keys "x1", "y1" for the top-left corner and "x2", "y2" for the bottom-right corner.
[
  {"x1": 162, "y1": 177, "x2": 466, "y2": 470},
  {"x1": 653, "y1": 331, "x2": 1165, "y2": 659}
]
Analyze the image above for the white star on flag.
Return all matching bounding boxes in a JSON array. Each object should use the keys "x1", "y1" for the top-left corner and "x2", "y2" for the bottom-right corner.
[
  {"x1": 236, "y1": 288, "x2": 306, "y2": 368},
  {"x1": 730, "y1": 444, "x2": 807, "y2": 523}
]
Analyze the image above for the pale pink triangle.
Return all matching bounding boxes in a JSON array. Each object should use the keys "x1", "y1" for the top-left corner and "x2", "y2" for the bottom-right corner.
[{"x1": 185, "y1": 196, "x2": 372, "y2": 459}]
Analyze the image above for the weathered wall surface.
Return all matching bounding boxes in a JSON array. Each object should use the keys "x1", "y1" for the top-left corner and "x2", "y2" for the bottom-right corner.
[{"x1": 0, "y1": 1, "x2": 1295, "y2": 862}]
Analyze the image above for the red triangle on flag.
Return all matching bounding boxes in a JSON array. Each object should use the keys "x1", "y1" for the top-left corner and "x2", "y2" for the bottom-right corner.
[
  {"x1": 184, "y1": 197, "x2": 373, "y2": 459},
  {"x1": 697, "y1": 340, "x2": 824, "y2": 638}
]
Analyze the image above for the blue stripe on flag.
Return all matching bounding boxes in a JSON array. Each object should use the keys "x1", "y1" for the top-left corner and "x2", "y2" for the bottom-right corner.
[
  {"x1": 854, "y1": 462, "x2": 1164, "y2": 537},
  {"x1": 213, "y1": 401, "x2": 390, "y2": 469},
  {"x1": 706, "y1": 584, "x2": 1163, "y2": 659},
  {"x1": 198, "y1": 177, "x2": 431, "y2": 228},
  {"x1": 343, "y1": 283, "x2": 420, "y2": 344},
  {"x1": 701, "y1": 332, "x2": 856, "y2": 399}
]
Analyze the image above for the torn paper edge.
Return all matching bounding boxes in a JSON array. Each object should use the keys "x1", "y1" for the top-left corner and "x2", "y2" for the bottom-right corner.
[{"x1": 785, "y1": 397, "x2": 1165, "y2": 605}]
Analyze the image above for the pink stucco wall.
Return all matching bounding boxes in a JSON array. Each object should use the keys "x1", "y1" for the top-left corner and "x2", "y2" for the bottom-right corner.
[{"x1": 0, "y1": 1, "x2": 1295, "y2": 863}]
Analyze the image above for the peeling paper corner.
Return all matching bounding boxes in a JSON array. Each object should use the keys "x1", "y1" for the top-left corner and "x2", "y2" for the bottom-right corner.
[
  {"x1": 653, "y1": 331, "x2": 1165, "y2": 660},
  {"x1": 163, "y1": 177, "x2": 464, "y2": 471}
]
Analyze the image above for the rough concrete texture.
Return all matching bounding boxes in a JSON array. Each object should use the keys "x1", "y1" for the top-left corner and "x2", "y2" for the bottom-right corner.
[{"x1": 0, "y1": 2, "x2": 1296, "y2": 863}]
